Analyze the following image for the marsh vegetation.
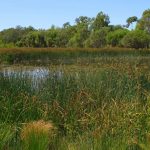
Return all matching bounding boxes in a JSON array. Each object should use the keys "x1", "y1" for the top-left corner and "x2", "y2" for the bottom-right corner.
[{"x1": 0, "y1": 48, "x2": 150, "y2": 149}]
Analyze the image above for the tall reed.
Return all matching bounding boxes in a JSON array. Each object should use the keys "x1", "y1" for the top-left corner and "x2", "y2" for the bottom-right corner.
[{"x1": 0, "y1": 53, "x2": 150, "y2": 149}]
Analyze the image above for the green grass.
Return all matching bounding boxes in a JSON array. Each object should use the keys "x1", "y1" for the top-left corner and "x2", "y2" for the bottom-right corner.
[
  {"x1": 0, "y1": 49, "x2": 150, "y2": 149},
  {"x1": 0, "y1": 123, "x2": 15, "y2": 150},
  {"x1": 21, "y1": 120, "x2": 55, "y2": 150}
]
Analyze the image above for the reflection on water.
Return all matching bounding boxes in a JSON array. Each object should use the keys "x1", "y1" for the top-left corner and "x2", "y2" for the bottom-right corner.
[
  {"x1": 1, "y1": 68, "x2": 50, "y2": 78},
  {"x1": 0, "y1": 66, "x2": 63, "y2": 90}
]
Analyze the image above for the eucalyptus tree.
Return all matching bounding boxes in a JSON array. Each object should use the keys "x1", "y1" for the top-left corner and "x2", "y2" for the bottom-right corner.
[
  {"x1": 137, "y1": 9, "x2": 150, "y2": 33},
  {"x1": 126, "y1": 16, "x2": 138, "y2": 28},
  {"x1": 68, "y1": 16, "x2": 92, "y2": 47},
  {"x1": 92, "y1": 11, "x2": 110, "y2": 31}
]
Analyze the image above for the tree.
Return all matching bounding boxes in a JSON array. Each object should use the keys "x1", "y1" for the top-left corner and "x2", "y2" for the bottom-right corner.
[
  {"x1": 1, "y1": 10, "x2": 150, "y2": 49},
  {"x1": 137, "y1": 9, "x2": 150, "y2": 33},
  {"x1": 126, "y1": 16, "x2": 138, "y2": 28},
  {"x1": 55, "y1": 26, "x2": 76, "y2": 47},
  {"x1": 68, "y1": 26, "x2": 90, "y2": 48},
  {"x1": 108, "y1": 25, "x2": 123, "y2": 31},
  {"x1": 92, "y1": 12, "x2": 110, "y2": 31},
  {"x1": 68, "y1": 16, "x2": 91, "y2": 47},
  {"x1": 121, "y1": 30, "x2": 150, "y2": 49},
  {"x1": 85, "y1": 27, "x2": 109, "y2": 48},
  {"x1": 0, "y1": 27, "x2": 23, "y2": 45},
  {"x1": 45, "y1": 28, "x2": 59, "y2": 47},
  {"x1": 0, "y1": 26, "x2": 36, "y2": 47},
  {"x1": 75, "y1": 16, "x2": 91, "y2": 25},
  {"x1": 17, "y1": 31, "x2": 46, "y2": 47},
  {"x1": 63, "y1": 22, "x2": 71, "y2": 29},
  {"x1": 106, "y1": 29, "x2": 129, "y2": 47}
]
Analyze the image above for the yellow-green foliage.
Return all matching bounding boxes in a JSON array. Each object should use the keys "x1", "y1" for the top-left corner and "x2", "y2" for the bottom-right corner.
[
  {"x1": 0, "y1": 124, "x2": 15, "y2": 150},
  {"x1": 21, "y1": 120, "x2": 56, "y2": 150}
]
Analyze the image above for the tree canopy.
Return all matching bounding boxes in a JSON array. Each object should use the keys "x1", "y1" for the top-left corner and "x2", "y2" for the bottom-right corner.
[
  {"x1": 0, "y1": 10, "x2": 150, "y2": 49},
  {"x1": 137, "y1": 9, "x2": 150, "y2": 33}
]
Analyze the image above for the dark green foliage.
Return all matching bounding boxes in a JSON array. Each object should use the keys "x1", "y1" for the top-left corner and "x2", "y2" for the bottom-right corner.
[
  {"x1": 0, "y1": 26, "x2": 35, "y2": 47},
  {"x1": 17, "y1": 31, "x2": 47, "y2": 47},
  {"x1": 137, "y1": 9, "x2": 150, "y2": 33},
  {"x1": 126, "y1": 16, "x2": 138, "y2": 28},
  {"x1": 85, "y1": 27, "x2": 109, "y2": 48},
  {"x1": 122, "y1": 30, "x2": 150, "y2": 49},
  {"x1": 106, "y1": 29, "x2": 129, "y2": 47},
  {"x1": 68, "y1": 16, "x2": 91, "y2": 48},
  {"x1": 92, "y1": 11, "x2": 110, "y2": 30}
]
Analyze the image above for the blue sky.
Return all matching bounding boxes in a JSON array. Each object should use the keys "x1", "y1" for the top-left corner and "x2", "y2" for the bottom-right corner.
[{"x1": 0, "y1": 0, "x2": 150, "y2": 31}]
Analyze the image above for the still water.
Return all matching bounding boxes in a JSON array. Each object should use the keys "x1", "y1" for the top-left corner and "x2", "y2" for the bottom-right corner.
[{"x1": 0, "y1": 66, "x2": 63, "y2": 90}]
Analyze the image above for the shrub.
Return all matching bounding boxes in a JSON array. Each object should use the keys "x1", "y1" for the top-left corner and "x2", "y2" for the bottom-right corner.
[
  {"x1": 106, "y1": 29, "x2": 129, "y2": 47},
  {"x1": 84, "y1": 27, "x2": 109, "y2": 48},
  {"x1": 121, "y1": 30, "x2": 150, "y2": 49}
]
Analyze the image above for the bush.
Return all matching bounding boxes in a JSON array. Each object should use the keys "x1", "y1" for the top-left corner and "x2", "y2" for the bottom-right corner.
[
  {"x1": 121, "y1": 30, "x2": 150, "y2": 49},
  {"x1": 106, "y1": 29, "x2": 129, "y2": 47},
  {"x1": 84, "y1": 27, "x2": 109, "y2": 48}
]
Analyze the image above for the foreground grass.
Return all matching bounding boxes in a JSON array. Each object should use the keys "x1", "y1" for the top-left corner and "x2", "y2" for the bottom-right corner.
[{"x1": 0, "y1": 59, "x2": 150, "y2": 149}]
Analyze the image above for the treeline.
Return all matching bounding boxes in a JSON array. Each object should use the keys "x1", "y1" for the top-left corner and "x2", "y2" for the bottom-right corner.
[{"x1": 0, "y1": 9, "x2": 150, "y2": 49}]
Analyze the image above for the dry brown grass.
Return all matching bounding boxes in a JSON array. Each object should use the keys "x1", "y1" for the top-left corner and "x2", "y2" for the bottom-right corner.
[
  {"x1": 0, "y1": 47, "x2": 145, "y2": 54},
  {"x1": 20, "y1": 120, "x2": 57, "y2": 150},
  {"x1": 21, "y1": 120, "x2": 55, "y2": 140}
]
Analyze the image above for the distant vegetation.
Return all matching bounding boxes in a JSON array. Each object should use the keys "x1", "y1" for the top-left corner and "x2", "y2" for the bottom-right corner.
[{"x1": 0, "y1": 9, "x2": 150, "y2": 49}]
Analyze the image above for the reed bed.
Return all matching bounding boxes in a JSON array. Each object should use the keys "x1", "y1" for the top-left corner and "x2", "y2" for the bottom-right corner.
[
  {"x1": 0, "y1": 48, "x2": 150, "y2": 65},
  {"x1": 0, "y1": 51, "x2": 150, "y2": 149}
]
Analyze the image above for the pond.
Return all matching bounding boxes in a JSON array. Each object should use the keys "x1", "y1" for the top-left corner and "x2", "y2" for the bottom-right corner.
[{"x1": 0, "y1": 66, "x2": 63, "y2": 90}]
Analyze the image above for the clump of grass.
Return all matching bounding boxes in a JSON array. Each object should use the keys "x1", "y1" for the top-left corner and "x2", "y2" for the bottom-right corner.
[
  {"x1": 21, "y1": 120, "x2": 56, "y2": 150},
  {"x1": 0, "y1": 123, "x2": 15, "y2": 150}
]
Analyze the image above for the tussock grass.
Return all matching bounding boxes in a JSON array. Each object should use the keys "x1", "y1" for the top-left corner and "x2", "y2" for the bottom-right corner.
[{"x1": 21, "y1": 120, "x2": 56, "y2": 150}]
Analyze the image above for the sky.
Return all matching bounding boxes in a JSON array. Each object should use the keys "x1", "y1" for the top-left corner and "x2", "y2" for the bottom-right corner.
[{"x1": 0, "y1": 0, "x2": 150, "y2": 31}]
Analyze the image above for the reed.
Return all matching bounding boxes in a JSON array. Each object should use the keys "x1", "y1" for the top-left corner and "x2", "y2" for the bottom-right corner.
[
  {"x1": 0, "y1": 48, "x2": 150, "y2": 65},
  {"x1": 0, "y1": 50, "x2": 150, "y2": 149}
]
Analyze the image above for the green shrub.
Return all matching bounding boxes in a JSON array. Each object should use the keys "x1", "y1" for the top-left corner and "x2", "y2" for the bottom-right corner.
[
  {"x1": 106, "y1": 29, "x2": 129, "y2": 47},
  {"x1": 121, "y1": 30, "x2": 150, "y2": 49}
]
